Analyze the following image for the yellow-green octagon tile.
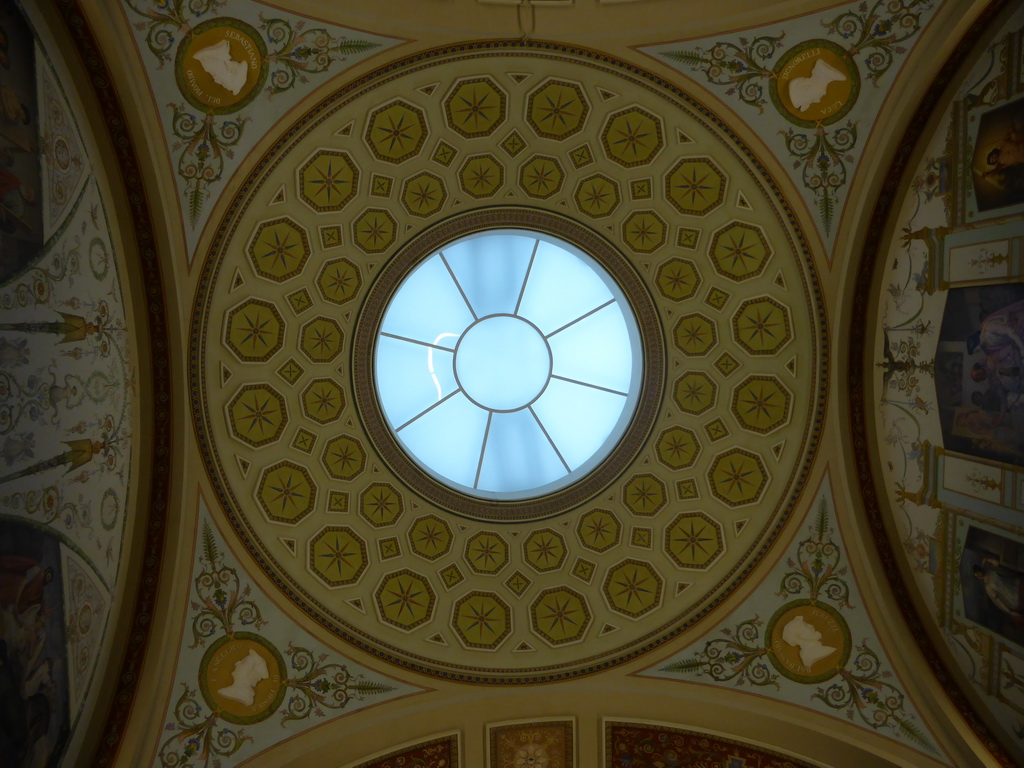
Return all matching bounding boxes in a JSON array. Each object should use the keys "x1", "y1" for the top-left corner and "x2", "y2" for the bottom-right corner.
[
  {"x1": 530, "y1": 586, "x2": 591, "y2": 646},
  {"x1": 352, "y1": 207, "x2": 398, "y2": 254},
  {"x1": 464, "y1": 531, "x2": 509, "y2": 574},
  {"x1": 673, "y1": 313, "x2": 717, "y2": 357},
  {"x1": 360, "y1": 482, "x2": 403, "y2": 527},
  {"x1": 603, "y1": 558, "x2": 663, "y2": 618},
  {"x1": 375, "y1": 569, "x2": 435, "y2": 631},
  {"x1": 401, "y1": 171, "x2": 447, "y2": 217},
  {"x1": 664, "y1": 511, "x2": 724, "y2": 569},
  {"x1": 407, "y1": 514, "x2": 453, "y2": 560},
  {"x1": 622, "y1": 473, "x2": 667, "y2": 517},
  {"x1": 574, "y1": 173, "x2": 620, "y2": 218},
  {"x1": 321, "y1": 434, "x2": 366, "y2": 480},
  {"x1": 665, "y1": 156, "x2": 726, "y2": 216},
  {"x1": 710, "y1": 222, "x2": 772, "y2": 281},
  {"x1": 673, "y1": 371, "x2": 717, "y2": 415},
  {"x1": 656, "y1": 426, "x2": 701, "y2": 470},
  {"x1": 600, "y1": 106, "x2": 664, "y2": 168},
  {"x1": 518, "y1": 154, "x2": 564, "y2": 199},
  {"x1": 299, "y1": 316, "x2": 344, "y2": 363},
  {"x1": 452, "y1": 590, "x2": 511, "y2": 650},
  {"x1": 308, "y1": 525, "x2": 367, "y2": 587},
  {"x1": 526, "y1": 78, "x2": 590, "y2": 140},
  {"x1": 459, "y1": 153, "x2": 504, "y2": 198},
  {"x1": 224, "y1": 298, "x2": 284, "y2": 363},
  {"x1": 300, "y1": 377, "x2": 344, "y2": 425},
  {"x1": 228, "y1": 383, "x2": 287, "y2": 447},
  {"x1": 247, "y1": 217, "x2": 310, "y2": 282},
  {"x1": 444, "y1": 76, "x2": 507, "y2": 138},
  {"x1": 576, "y1": 508, "x2": 621, "y2": 553},
  {"x1": 731, "y1": 375, "x2": 792, "y2": 434},
  {"x1": 298, "y1": 149, "x2": 359, "y2": 213},
  {"x1": 656, "y1": 258, "x2": 701, "y2": 301},
  {"x1": 523, "y1": 528, "x2": 567, "y2": 573},
  {"x1": 257, "y1": 460, "x2": 317, "y2": 525},
  {"x1": 316, "y1": 258, "x2": 361, "y2": 305},
  {"x1": 622, "y1": 210, "x2": 666, "y2": 254},
  {"x1": 364, "y1": 99, "x2": 428, "y2": 163},
  {"x1": 732, "y1": 296, "x2": 792, "y2": 355},
  {"x1": 707, "y1": 448, "x2": 769, "y2": 507}
]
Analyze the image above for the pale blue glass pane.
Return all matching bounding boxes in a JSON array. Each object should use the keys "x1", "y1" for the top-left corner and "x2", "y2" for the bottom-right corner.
[
  {"x1": 531, "y1": 378, "x2": 627, "y2": 469},
  {"x1": 516, "y1": 240, "x2": 612, "y2": 335},
  {"x1": 443, "y1": 233, "x2": 536, "y2": 317},
  {"x1": 376, "y1": 336, "x2": 457, "y2": 427},
  {"x1": 455, "y1": 316, "x2": 551, "y2": 411},
  {"x1": 397, "y1": 393, "x2": 487, "y2": 488},
  {"x1": 381, "y1": 254, "x2": 474, "y2": 345},
  {"x1": 548, "y1": 302, "x2": 634, "y2": 393},
  {"x1": 476, "y1": 410, "x2": 566, "y2": 493}
]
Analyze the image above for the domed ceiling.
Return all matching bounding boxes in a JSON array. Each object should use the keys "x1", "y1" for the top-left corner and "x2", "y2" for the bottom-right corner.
[
  {"x1": 12, "y1": 0, "x2": 1024, "y2": 765},
  {"x1": 192, "y1": 42, "x2": 826, "y2": 681}
]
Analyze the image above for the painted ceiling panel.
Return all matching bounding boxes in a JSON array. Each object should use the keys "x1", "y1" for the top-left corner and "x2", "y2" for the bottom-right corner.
[
  {"x1": 638, "y1": 0, "x2": 942, "y2": 251},
  {"x1": 153, "y1": 498, "x2": 423, "y2": 768},
  {"x1": 641, "y1": 473, "x2": 948, "y2": 764},
  {"x1": 120, "y1": 0, "x2": 405, "y2": 262},
  {"x1": 0, "y1": 4, "x2": 139, "y2": 767},
  {"x1": 865, "y1": 4, "x2": 1024, "y2": 763}
]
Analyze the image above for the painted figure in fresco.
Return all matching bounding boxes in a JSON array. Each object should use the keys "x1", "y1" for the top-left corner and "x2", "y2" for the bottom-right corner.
[
  {"x1": 966, "y1": 298, "x2": 1024, "y2": 424},
  {"x1": 952, "y1": 408, "x2": 1019, "y2": 455},
  {"x1": 0, "y1": 551, "x2": 58, "y2": 768},
  {"x1": 0, "y1": 166, "x2": 36, "y2": 235},
  {"x1": 781, "y1": 615, "x2": 836, "y2": 667},
  {"x1": 975, "y1": 107, "x2": 1024, "y2": 212},
  {"x1": 0, "y1": 639, "x2": 53, "y2": 768},
  {"x1": 982, "y1": 122, "x2": 1024, "y2": 179},
  {"x1": 0, "y1": 85, "x2": 28, "y2": 125},
  {"x1": 967, "y1": 298, "x2": 1024, "y2": 361},
  {"x1": 974, "y1": 556, "x2": 1024, "y2": 625},
  {"x1": 970, "y1": 360, "x2": 1023, "y2": 421},
  {"x1": 217, "y1": 648, "x2": 270, "y2": 706},
  {"x1": 0, "y1": 557, "x2": 53, "y2": 617}
]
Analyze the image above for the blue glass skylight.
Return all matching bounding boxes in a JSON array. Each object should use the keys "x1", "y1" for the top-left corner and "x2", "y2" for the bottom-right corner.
[{"x1": 375, "y1": 230, "x2": 642, "y2": 500}]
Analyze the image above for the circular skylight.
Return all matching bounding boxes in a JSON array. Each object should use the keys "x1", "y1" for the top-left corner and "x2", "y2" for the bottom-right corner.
[{"x1": 374, "y1": 229, "x2": 642, "y2": 500}]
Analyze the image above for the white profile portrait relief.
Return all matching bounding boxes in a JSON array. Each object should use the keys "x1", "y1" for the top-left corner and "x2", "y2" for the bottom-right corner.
[
  {"x1": 192, "y1": 39, "x2": 248, "y2": 95},
  {"x1": 781, "y1": 615, "x2": 837, "y2": 668},
  {"x1": 788, "y1": 58, "x2": 847, "y2": 113},
  {"x1": 217, "y1": 649, "x2": 270, "y2": 706}
]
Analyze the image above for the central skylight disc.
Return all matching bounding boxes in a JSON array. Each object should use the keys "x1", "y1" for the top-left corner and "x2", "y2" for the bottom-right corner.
[
  {"x1": 374, "y1": 229, "x2": 642, "y2": 500},
  {"x1": 455, "y1": 316, "x2": 552, "y2": 411}
]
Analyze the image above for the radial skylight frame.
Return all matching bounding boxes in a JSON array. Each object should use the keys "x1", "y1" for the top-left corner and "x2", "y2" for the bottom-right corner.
[{"x1": 374, "y1": 228, "x2": 643, "y2": 502}]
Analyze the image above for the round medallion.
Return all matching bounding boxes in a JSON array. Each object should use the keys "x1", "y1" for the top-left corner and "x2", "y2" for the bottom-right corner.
[
  {"x1": 53, "y1": 137, "x2": 71, "y2": 170},
  {"x1": 765, "y1": 600, "x2": 851, "y2": 683},
  {"x1": 199, "y1": 632, "x2": 286, "y2": 723},
  {"x1": 770, "y1": 40, "x2": 859, "y2": 127},
  {"x1": 176, "y1": 18, "x2": 267, "y2": 114}
]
